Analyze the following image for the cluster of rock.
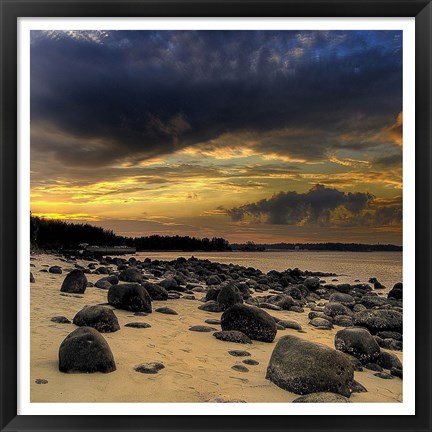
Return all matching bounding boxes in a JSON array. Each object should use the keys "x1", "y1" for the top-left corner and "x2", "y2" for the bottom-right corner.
[{"x1": 44, "y1": 253, "x2": 402, "y2": 401}]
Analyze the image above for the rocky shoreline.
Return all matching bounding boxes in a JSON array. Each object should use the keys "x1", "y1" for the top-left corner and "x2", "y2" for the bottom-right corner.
[{"x1": 30, "y1": 251, "x2": 403, "y2": 403}]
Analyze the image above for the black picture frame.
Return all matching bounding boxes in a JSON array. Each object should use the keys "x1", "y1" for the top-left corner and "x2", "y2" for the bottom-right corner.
[{"x1": 1, "y1": 1, "x2": 431, "y2": 431}]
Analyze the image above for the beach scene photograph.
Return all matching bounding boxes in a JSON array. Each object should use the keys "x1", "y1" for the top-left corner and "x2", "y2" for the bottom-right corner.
[{"x1": 29, "y1": 29, "x2": 404, "y2": 404}]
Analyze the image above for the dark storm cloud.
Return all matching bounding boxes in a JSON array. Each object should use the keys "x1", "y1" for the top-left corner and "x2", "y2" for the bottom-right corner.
[
  {"x1": 225, "y1": 184, "x2": 402, "y2": 227},
  {"x1": 31, "y1": 30, "x2": 402, "y2": 167}
]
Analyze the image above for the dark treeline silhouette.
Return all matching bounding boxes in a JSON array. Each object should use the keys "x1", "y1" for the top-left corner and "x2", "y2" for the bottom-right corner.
[
  {"x1": 30, "y1": 215, "x2": 231, "y2": 251},
  {"x1": 134, "y1": 235, "x2": 231, "y2": 251},
  {"x1": 253, "y1": 242, "x2": 402, "y2": 252},
  {"x1": 30, "y1": 215, "x2": 132, "y2": 249}
]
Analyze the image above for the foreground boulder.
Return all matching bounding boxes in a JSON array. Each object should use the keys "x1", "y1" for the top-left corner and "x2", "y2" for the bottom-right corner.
[
  {"x1": 221, "y1": 304, "x2": 277, "y2": 342},
  {"x1": 334, "y1": 327, "x2": 380, "y2": 363},
  {"x1": 60, "y1": 269, "x2": 87, "y2": 294},
  {"x1": 59, "y1": 327, "x2": 116, "y2": 373},
  {"x1": 108, "y1": 283, "x2": 152, "y2": 312},
  {"x1": 73, "y1": 306, "x2": 120, "y2": 333},
  {"x1": 353, "y1": 309, "x2": 402, "y2": 334},
  {"x1": 266, "y1": 335, "x2": 353, "y2": 397}
]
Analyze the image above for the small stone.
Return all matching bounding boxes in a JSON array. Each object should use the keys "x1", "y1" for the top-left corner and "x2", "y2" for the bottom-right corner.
[
  {"x1": 50, "y1": 316, "x2": 71, "y2": 324},
  {"x1": 243, "y1": 359, "x2": 259, "y2": 366},
  {"x1": 125, "y1": 322, "x2": 151, "y2": 329},
  {"x1": 374, "y1": 372, "x2": 394, "y2": 379},
  {"x1": 351, "y1": 380, "x2": 368, "y2": 393},
  {"x1": 155, "y1": 307, "x2": 178, "y2": 315},
  {"x1": 189, "y1": 326, "x2": 216, "y2": 332},
  {"x1": 205, "y1": 319, "x2": 221, "y2": 325},
  {"x1": 134, "y1": 362, "x2": 165, "y2": 374},
  {"x1": 231, "y1": 364, "x2": 249, "y2": 372},
  {"x1": 49, "y1": 266, "x2": 62, "y2": 274},
  {"x1": 35, "y1": 378, "x2": 48, "y2": 384},
  {"x1": 228, "y1": 350, "x2": 251, "y2": 357}
]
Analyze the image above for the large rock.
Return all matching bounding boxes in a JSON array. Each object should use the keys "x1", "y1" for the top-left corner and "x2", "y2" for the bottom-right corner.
[
  {"x1": 213, "y1": 330, "x2": 252, "y2": 344},
  {"x1": 377, "y1": 351, "x2": 402, "y2": 370},
  {"x1": 388, "y1": 282, "x2": 403, "y2": 300},
  {"x1": 142, "y1": 282, "x2": 169, "y2": 301},
  {"x1": 353, "y1": 309, "x2": 402, "y2": 334},
  {"x1": 221, "y1": 304, "x2": 277, "y2": 342},
  {"x1": 304, "y1": 277, "x2": 320, "y2": 291},
  {"x1": 266, "y1": 335, "x2": 354, "y2": 397},
  {"x1": 108, "y1": 283, "x2": 152, "y2": 312},
  {"x1": 58, "y1": 327, "x2": 116, "y2": 373},
  {"x1": 60, "y1": 269, "x2": 87, "y2": 294},
  {"x1": 329, "y1": 293, "x2": 355, "y2": 308},
  {"x1": 159, "y1": 278, "x2": 180, "y2": 291},
  {"x1": 334, "y1": 327, "x2": 380, "y2": 363},
  {"x1": 73, "y1": 306, "x2": 120, "y2": 333},
  {"x1": 119, "y1": 267, "x2": 143, "y2": 283},
  {"x1": 217, "y1": 284, "x2": 243, "y2": 310},
  {"x1": 324, "y1": 302, "x2": 352, "y2": 318}
]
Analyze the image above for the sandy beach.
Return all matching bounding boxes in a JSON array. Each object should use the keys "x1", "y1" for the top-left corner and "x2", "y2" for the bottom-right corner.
[{"x1": 30, "y1": 252, "x2": 402, "y2": 403}]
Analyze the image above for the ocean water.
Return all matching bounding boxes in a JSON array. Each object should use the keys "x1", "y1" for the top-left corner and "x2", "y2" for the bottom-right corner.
[{"x1": 134, "y1": 250, "x2": 403, "y2": 292}]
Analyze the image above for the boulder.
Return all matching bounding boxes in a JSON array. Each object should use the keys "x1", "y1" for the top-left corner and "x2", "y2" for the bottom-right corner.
[
  {"x1": 60, "y1": 269, "x2": 87, "y2": 294},
  {"x1": 155, "y1": 307, "x2": 177, "y2": 315},
  {"x1": 304, "y1": 277, "x2": 320, "y2": 291},
  {"x1": 309, "y1": 318, "x2": 333, "y2": 330},
  {"x1": 353, "y1": 309, "x2": 402, "y2": 333},
  {"x1": 277, "y1": 320, "x2": 302, "y2": 331},
  {"x1": 359, "y1": 295, "x2": 392, "y2": 309},
  {"x1": 159, "y1": 278, "x2": 180, "y2": 291},
  {"x1": 377, "y1": 351, "x2": 402, "y2": 370},
  {"x1": 334, "y1": 284, "x2": 351, "y2": 294},
  {"x1": 324, "y1": 302, "x2": 352, "y2": 318},
  {"x1": 142, "y1": 282, "x2": 169, "y2": 301},
  {"x1": 221, "y1": 304, "x2": 277, "y2": 342},
  {"x1": 119, "y1": 267, "x2": 143, "y2": 283},
  {"x1": 388, "y1": 282, "x2": 403, "y2": 300},
  {"x1": 266, "y1": 335, "x2": 354, "y2": 397},
  {"x1": 30, "y1": 272, "x2": 35, "y2": 283},
  {"x1": 213, "y1": 330, "x2": 252, "y2": 344},
  {"x1": 329, "y1": 293, "x2": 355, "y2": 308},
  {"x1": 205, "y1": 287, "x2": 221, "y2": 301},
  {"x1": 108, "y1": 283, "x2": 152, "y2": 313},
  {"x1": 49, "y1": 266, "x2": 62, "y2": 274},
  {"x1": 217, "y1": 284, "x2": 243, "y2": 310},
  {"x1": 198, "y1": 301, "x2": 224, "y2": 313},
  {"x1": 207, "y1": 275, "x2": 222, "y2": 286},
  {"x1": 334, "y1": 327, "x2": 380, "y2": 363},
  {"x1": 333, "y1": 315, "x2": 353, "y2": 327},
  {"x1": 58, "y1": 327, "x2": 116, "y2": 373},
  {"x1": 73, "y1": 306, "x2": 120, "y2": 333}
]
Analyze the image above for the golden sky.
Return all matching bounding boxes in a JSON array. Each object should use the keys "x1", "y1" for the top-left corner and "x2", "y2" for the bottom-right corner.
[{"x1": 30, "y1": 30, "x2": 402, "y2": 244}]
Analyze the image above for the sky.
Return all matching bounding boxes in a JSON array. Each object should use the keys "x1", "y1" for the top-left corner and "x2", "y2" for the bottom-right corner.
[{"x1": 30, "y1": 30, "x2": 403, "y2": 244}]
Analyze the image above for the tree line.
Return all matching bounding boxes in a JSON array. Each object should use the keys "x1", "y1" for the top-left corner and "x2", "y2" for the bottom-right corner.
[{"x1": 30, "y1": 215, "x2": 231, "y2": 251}]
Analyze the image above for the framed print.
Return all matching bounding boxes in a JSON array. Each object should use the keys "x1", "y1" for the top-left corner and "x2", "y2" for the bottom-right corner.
[{"x1": 1, "y1": 0, "x2": 431, "y2": 431}]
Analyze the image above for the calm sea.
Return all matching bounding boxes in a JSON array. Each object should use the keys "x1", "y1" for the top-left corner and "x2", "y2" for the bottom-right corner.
[{"x1": 135, "y1": 250, "x2": 402, "y2": 293}]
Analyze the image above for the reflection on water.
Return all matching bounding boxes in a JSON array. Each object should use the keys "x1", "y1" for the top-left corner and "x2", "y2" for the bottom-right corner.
[{"x1": 134, "y1": 250, "x2": 402, "y2": 292}]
